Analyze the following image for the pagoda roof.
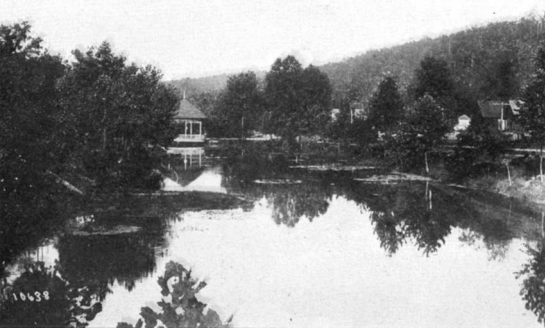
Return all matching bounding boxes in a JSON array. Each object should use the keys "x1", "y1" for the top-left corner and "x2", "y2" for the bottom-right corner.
[{"x1": 173, "y1": 98, "x2": 206, "y2": 120}]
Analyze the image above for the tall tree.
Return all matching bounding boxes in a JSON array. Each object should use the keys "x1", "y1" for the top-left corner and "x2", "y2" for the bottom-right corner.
[
  {"x1": 495, "y1": 57, "x2": 519, "y2": 99},
  {"x1": 264, "y1": 56, "x2": 332, "y2": 148},
  {"x1": 367, "y1": 76, "x2": 404, "y2": 136},
  {"x1": 517, "y1": 231, "x2": 545, "y2": 325},
  {"x1": 0, "y1": 22, "x2": 67, "y2": 197},
  {"x1": 390, "y1": 95, "x2": 451, "y2": 173},
  {"x1": 59, "y1": 42, "x2": 179, "y2": 188},
  {"x1": 516, "y1": 47, "x2": 545, "y2": 182},
  {"x1": 212, "y1": 72, "x2": 263, "y2": 138},
  {"x1": 412, "y1": 56, "x2": 454, "y2": 106}
]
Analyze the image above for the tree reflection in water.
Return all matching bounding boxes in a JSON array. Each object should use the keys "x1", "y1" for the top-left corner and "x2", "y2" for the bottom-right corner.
[
  {"x1": 361, "y1": 183, "x2": 453, "y2": 256},
  {"x1": 0, "y1": 181, "x2": 71, "y2": 279},
  {"x1": 0, "y1": 187, "x2": 248, "y2": 328},
  {"x1": 342, "y1": 181, "x2": 519, "y2": 258},
  {"x1": 0, "y1": 262, "x2": 102, "y2": 327},
  {"x1": 57, "y1": 233, "x2": 160, "y2": 295},
  {"x1": 222, "y1": 152, "x2": 523, "y2": 259},
  {"x1": 263, "y1": 183, "x2": 332, "y2": 227},
  {"x1": 517, "y1": 213, "x2": 545, "y2": 325},
  {"x1": 54, "y1": 196, "x2": 176, "y2": 296},
  {"x1": 117, "y1": 261, "x2": 232, "y2": 328},
  {"x1": 222, "y1": 154, "x2": 335, "y2": 227}
]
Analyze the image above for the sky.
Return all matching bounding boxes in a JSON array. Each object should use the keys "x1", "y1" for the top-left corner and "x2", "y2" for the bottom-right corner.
[{"x1": 1, "y1": 0, "x2": 544, "y2": 80}]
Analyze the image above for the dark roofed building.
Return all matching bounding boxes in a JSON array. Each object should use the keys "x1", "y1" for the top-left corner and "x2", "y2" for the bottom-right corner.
[
  {"x1": 173, "y1": 97, "x2": 206, "y2": 144},
  {"x1": 477, "y1": 99, "x2": 523, "y2": 138},
  {"x1": 478, "y1": 100, "x2": 505, "y2": 118},
  {"x1": 477, "y1": 100, "x2": 522, "y2": 119}
]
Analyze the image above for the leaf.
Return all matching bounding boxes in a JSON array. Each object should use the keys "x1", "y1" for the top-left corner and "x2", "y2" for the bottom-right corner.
[
  {"x1": 140, "y1": 306, "x2": 158, "y2": 328},
  {"x1": 116, "y1": 322, "x2": 134, "y2": 328}
]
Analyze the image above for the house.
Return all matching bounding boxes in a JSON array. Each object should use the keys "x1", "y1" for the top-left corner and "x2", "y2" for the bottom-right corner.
[
  {"x1": 330, "y1": 107, "x2": 367, "y2": 123},
  {"x1": 477, "y1": 99, "x2": 523, "y2": 138},
  {"x1": 454, "y1": 115, "x2": 471, "y2": 131},
  {"x1": 351, "y1": 108, "x2": 367, "y2": 122},
  {"x1": 172, "y1": 97, "x2": 206, "y2": 145},
  {"x1": 331, "y1": 108, "x2": 341, "y2": 121},
  {"x1": 447, "y1": 115, "x2": 471, "y2": 140}
]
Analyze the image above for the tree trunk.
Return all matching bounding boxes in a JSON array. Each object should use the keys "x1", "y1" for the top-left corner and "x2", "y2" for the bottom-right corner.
[
  {"x1": 102, "y1": 128, "x2": 107, "y2": 152},
  {"x1": 425, "y1": 151, "x2": 429, "y2": 174},
  {"x1": 505, "y1": 161, "x2": 512, "y2": 186},
  {"x1": 425, "y1": 181, "x2": 429, "y2": 199},
  {"x1": 102, "y1": 106, "x2": 108, "y2": 152},
  {"x1": 539, "y1": 145, "x2": 543, "y2": 183},
  {"x1": 241, "y1": 117, "x2": 245, "y2": 141},
  {"x1": 542, "y1": 211, "x2": 544, "y2": 239}
]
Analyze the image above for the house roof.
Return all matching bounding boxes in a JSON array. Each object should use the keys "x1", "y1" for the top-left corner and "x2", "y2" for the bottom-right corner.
[
  {"x1": 477, "y1": 100, "x2": 520, "y2": 118},
  {"x1": 458, "y1": 115, "x2": 471, "y2": 121},
  {"x1": 173, "y1": 98, "x2": 206, "y2": 120}
]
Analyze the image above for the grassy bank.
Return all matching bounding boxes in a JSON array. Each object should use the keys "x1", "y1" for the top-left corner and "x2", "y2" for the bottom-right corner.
[{"x1": 468, "y1": 174, "x2": 545, "y2": 205}]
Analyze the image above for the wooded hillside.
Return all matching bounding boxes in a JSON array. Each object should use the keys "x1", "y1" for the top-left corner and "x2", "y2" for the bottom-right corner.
[
  {"x1": 321, "y1": 15, "x2": 545, "y2": 118},
  {"x1": 171, "y1": 15, "x2": 545, "y2": 120}
]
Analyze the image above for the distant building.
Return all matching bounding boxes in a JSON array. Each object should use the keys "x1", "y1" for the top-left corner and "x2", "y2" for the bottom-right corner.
[
  {"x1": 172, "y1": 97, "x2": 206, "y2": 144},
  {"x1": 331, "y1": 107, "x2": 367, "y2": 123},
  {"x1": 454, "y1": 114, "x2": 471, "y2": 131},
  {"x1": 477, "y1": 99, "x2": 523, "y2": 138},
  {"x1": 447, "y1": 114, "x2": 471, "y2": 140},
  {"x1": 331, "y1": 108, "x2": 341, "y2": 121},
  {"x1": 351, "y1": 108, "x2": 367, "y2": 122}
]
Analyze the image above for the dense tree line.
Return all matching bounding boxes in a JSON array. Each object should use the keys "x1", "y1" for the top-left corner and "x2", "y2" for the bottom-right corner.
[
  {"x1": 0, "y1": 22, "x2": 179, "y2": 197},
  {"x1": 263, "y1": 56, "x2": 332, "y2": 147},
  {"x1": 59, "y1": 43, "x2": 178, "y2": 189},
  {"x1": 203, "y1": 56, "x2": 332, "y2": 150},
  {"x1": 210, "y1": 72, "x2": 263, "y2": 138},
  {"x1": 322, "y1": 15, "x2": 545, "y2": 115}
]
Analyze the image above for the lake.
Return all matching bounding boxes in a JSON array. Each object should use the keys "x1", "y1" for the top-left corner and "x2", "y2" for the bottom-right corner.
[{"x1": 2, "y1": 149, "x2": 545, "y2": 327}]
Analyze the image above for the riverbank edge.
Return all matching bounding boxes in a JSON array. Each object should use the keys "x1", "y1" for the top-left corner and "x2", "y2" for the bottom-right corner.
[
  {"x1": 463, "y1": 175, "x2": 545, "y2": 207},
  {"x1": 60, "y1": 138, "x2": 545, "y2": 211}
]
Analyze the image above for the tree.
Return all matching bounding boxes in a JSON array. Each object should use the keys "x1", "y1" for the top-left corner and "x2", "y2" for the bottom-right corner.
[
  {"x1": 59, "y1": 42, "x2": 179, "y2": 188},
  {"x1": 516, "y1": 47, "x2": 545, "y2": 182},
  {"x1": 517, "y1": 233, "x2": 545, "y2": 325},
  {"x1": 117, "y1": 261, "x2": 232, "y2": 328},
  {"x1": 390, "y1": 95, "x2": 451, "y2": 173},
  {"x1": 367, "y1": 76, "x2": 404, "y2": 136},
  {"x1": 325, "y1": 106, "x2": 351, "y2": 142},
  {"x1": 411, "y1": 56, "x2": 457, "y2": 118},
  {"x1": 0, "y1": 262, "x2": 103, "y2": 328},
  {"x1": 264, "y1": 56, "x2": 332, "y2": 148},
  {"x1": 413, "y1": 56, "x2": 453, "y2": 99},
  {"x1": 493, "y1": 57, "x2": 519, "y2": 100},
  {"x1": 0, "y1": 22, "x2": 67, "y2": 195},
  {"x1": 189, "y1": 91, "x2": 220, "y2": 118},
  {"x1": 212, "y1": 72, "x2": 264, "y2": 138}
]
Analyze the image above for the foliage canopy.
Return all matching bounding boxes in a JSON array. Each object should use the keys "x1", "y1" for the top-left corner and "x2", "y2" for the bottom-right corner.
[{"x1": 264, "y1": 56, "x2": 332, "y2": 145}]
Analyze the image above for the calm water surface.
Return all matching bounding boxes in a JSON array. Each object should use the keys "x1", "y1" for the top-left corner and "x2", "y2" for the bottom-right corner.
[{"x1": 2, "y1": 152, "x2": 545, "y2": 327}]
